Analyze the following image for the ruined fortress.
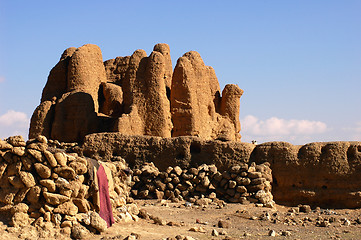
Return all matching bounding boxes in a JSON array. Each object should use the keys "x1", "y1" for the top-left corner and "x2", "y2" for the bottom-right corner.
[
  {"x1": 29, "y1": 43, "x2": 243, "y2": 143},
  {"x1": 24, "y1": 43, "x2": 361, "y2": 209}
]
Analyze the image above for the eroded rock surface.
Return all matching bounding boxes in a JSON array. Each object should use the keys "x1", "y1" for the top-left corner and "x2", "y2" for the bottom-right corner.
[
  {"x1": 250, "y1": 141, "x2": 361, "y2": 208},
  {"x1": 29, "y1": 43, "x2": 243, "y2": 143}
]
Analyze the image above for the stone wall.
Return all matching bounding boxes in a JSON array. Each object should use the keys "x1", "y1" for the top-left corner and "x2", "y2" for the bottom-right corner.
[
  {"x1": 81, "y1": 133, "x2": 255, "y2": 171},
  {"x1": 0, "y1": 135, "x2": 137, "y2": 238},
  {"x1": 29, "y1": 43, "x2": 243, "y2": 143},
  {"x1": 130, "y1": 162, "x2": 274, "y2": 207},
  {"x1": 250, "y1": 141, "x2": 361, "y2": 209},
  {"x1": 81, "y1": 133, "x2": 361, "y2": 208}
]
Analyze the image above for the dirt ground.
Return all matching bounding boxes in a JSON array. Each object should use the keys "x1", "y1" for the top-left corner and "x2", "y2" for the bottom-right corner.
[{"x1": 1, "y1": 199, "x2": 361, "y2": 240}]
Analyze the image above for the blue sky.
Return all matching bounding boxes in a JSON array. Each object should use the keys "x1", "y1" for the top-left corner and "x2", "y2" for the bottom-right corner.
[{"x1": 0, "y1": 1, "x2": 360, "y2": 144}]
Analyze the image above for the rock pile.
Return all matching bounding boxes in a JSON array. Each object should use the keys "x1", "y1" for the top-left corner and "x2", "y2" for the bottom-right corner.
[
  {"x1": 29, "y1": 43, "x2": 243, "y2": 143},
  {"x1": 0, "y1": 135, "x2": 135, "y2": 238},
  {"x1": 130, "y1": 162, "x2": 274, "y2": 207}
]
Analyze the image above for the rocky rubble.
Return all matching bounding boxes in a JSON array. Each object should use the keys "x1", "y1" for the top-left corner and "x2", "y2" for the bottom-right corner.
[
  {"x1": 0, "y1": 135, "x2": 136, "y2": 239},
  {"x1": 130, "y1": 162, "x2": 274, "y2": 207}
]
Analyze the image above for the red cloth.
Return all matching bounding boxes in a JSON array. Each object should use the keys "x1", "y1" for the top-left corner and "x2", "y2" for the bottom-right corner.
[{"x1": 97, "y1": 164, "x2": 115, "y2": 227}]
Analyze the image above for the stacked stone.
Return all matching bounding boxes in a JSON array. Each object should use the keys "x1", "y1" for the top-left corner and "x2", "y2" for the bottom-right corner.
[
  {"x1": 0, "y1": 135, "x2": 133, "y2": 237},
  {"x1": 130, "y1": 162, "x2": 274, "y2": 207}
]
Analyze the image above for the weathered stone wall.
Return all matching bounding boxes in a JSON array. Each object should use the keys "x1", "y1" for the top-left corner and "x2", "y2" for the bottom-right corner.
[
  {"x1": 81, "y1": 133, "x2": 361, "y2": 208},
  {"x1": 0, "y1": 135, "x2": 136, "y2": 238},
  {"x1": 29, "y1": 43, "x2": 243, "y2": 143},
  {"x1": 130, "y1": 162, "x2": 274, "y2": 207},
  {"x1": 81, "y1": 133, "x2": 255, "y2": 171},
  {"x1": 250, "y1": 141, "x2": 361, "y2": 209}
]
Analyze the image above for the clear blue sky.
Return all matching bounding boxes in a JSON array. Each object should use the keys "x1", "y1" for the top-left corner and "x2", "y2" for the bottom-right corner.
[{"x1": 1, "y1": 1, "x2": 360, "y2": 144}]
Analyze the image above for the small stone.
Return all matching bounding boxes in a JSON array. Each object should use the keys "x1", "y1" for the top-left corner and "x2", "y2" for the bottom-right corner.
[
  {"x1": 0, "y1": 140, "x2": 13, "y2": 150},
  {"x1": 212, "y1": 229, "x2": 219, "y2": 236},
  {"x1": 61, "y1": 226, "x2": 72, "y2": 235},
  {"x1": 54, "y1": 201, "x2": 78, "y2": 216},
  {"x1": 44, "y1": 150, "x2": 57, "y2": 167},
  {"x1": 44, "y1": 211, "x2": 51, "y2": 221},
  {"x1": 184, "y1": 237, "x2": 196, "y2": 240},
  {"x1": 90, "y1": 211, "x2": 108, "y2": 232},
  {"x1": 236, "y1": 185, "x2": 247, "y2": 193},
  {"x1": 299, "y1": 205, "x2": 311, "y2": 213},
  {"x1": 10, "y1": 212, "x2": 30, "y2": 227},
  {"x1": 189, "y1": 226, "x2": 206, "y2": 233},
  {"x1": 34, "y1": 163, "x2": 52, "y2": 179},
  {"x1": 124, "y1": 235, "x2": 137, "y2": 240},
  {"x1": 153, "y1": 216, "x2": 166, "y2": 225},
  {"x1": 8, "y1": 176, "x2": 25, "y2": 188},
  {"x1": 27, "y1": 186, "x2": 41, "y2": 203},
  {"x1": 36, "y1": 135, "x2": 48, "y2": 144},
  {"x1": 11, "y1": 203, "x2": 29, "y2": 215},
  {"x1": 27, "y1": 149, "x2": 43, "y2": 162},
  {"x1": 319, "y1": 220, "x2": 330, "y2": 227},
  {"x1": 173, "y1": 166, "x2": 183, "y2": 176},
  {"x1": 281, "y1": 231, "x2": 291, "y2": 236},
  {"x1": 247, "y1": 172, "x2": 262, "y2": 179},
  {"x1": 138, "y1": 209, "x2": 149, "y2": 220},
  {"x1": 343, "y1": 219, "x2": 351, "y2": 226},
  {"x1": 39, "y1": 179, "x2": 56, "y2": 192},
  {"x1": 69, "y1": 161, "x2": 87, "y2": 175},
  {"x1": 51, "y1": 213, "x2": 62, "y2": 225},
  {"x1": 54, "y1": 152, "x2": 67, "y2": 166},
  {"x1": 268, "y1": 230, "x2": 276, "y2": 236},
  {"x1": 55, "y1": 166, "x2": 77, "y2": 180},
  {"x1": 43, "y1": 192, "x2": 70, "y2": 205},
  {"x1": 11, "y1": 147, "x2": 25, "y2": 156},
  {"x1": 218, "y1": 219, "x2": 230, "y2": 228},
  {"x1": 73, "y1": 198, "x2": 90, "y2": 213},
  {"x1": 19, "y1": 171, "x2": 36, "y2": 188},
  {"x1": 61, "y1": 220, "x2": 73, "y2": 228},
  {"x1": 71, "y1": 224, "x2": 90, "y2": 239},
  {"x1": 228, "y1": 180, "x2": 237, "y2": 189}
]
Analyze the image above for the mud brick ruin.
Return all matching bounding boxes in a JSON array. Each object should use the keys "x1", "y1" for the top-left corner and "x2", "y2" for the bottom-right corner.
[
  {"x1": 27, "y1": 43, "x2": 361, "y2": 210},
  {"x1": 1, "y1": 43, "x2": 358, "y2": 238},
  {"x1": 29, "y1": 43, "x2": 243, "y2": 143}
]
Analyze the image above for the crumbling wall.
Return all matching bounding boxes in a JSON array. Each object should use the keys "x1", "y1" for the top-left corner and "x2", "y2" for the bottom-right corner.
[
  {"x1": 250, "y1": 141, "x2": 361, "y2": 208},
  {"x1": 29, "y1": 43, "x2": 243, "y2": 143},
  {"x1": 81, "y1": 133, "x2": 361, "y2": 208},
  {"x1": 81, "y1": 133, "x2": 255, "y2": 171},
  {"x1": 130, "y1": 162, "x2": 274, "y2": 207}
]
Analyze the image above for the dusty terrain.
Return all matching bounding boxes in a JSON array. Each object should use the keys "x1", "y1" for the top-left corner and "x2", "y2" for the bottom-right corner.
[{"x1": 1, "y1": 199, "x2": 361, "y2": 240}]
